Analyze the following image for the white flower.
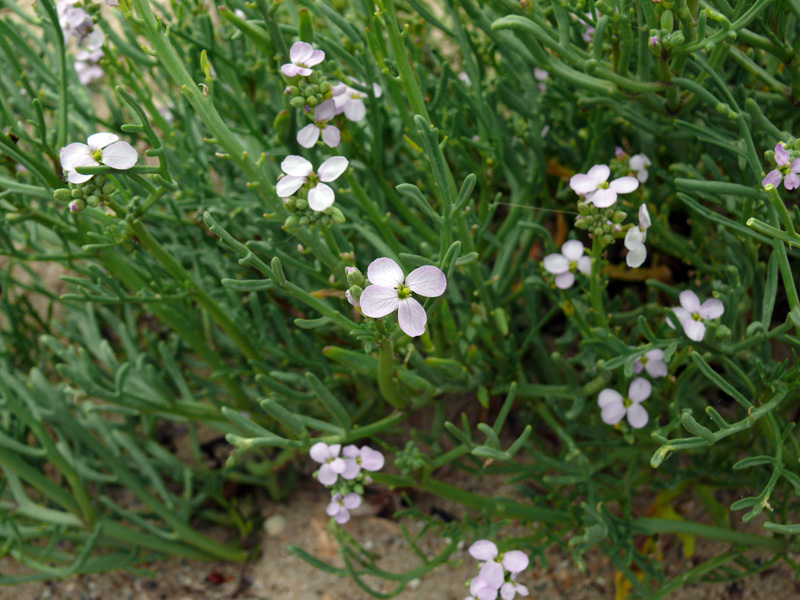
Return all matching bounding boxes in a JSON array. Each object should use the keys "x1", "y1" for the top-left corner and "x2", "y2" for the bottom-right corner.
[
  {"x1": 667, "y1": 290, "x2": 724, "y2": 342},
  {"x1": 297, "y1": 100, "x2": 340, "y2": 148},
  {"x1": 309, "y1": 442, "x2": 346, "y2": 485},
  {"x1": 629, "y1": 153, "x2": 651, "y2": 183},
  {"x1": 341, "y1": 445, "x2": 384, "y2": 480},
  {"x1": 326, "y1": 492, "x2": 361, "y2": 524},
  {"x1": 469, "y1": 540, "x2": 529, "y2": 589},
  {"x1": 359, "y1": 258, "x2": 447, "y2": 337},
  {"x1": 624, "y1": 205, "x2": 651, "y2": 268},
  {"x1": 332, "y1": 81, "x2": 382, "y2": 121},
  {"x1": 276, "y1": 155, "x2": 348, "y2": 211},
  {"x1": 598, "y1": 378, "x2": 651, "y2": 429},
  {"x1": 543, "y1": 240, "x2": 591, "y2": 289},
  {"x1": 633, "y1": 349, "x2": 668, "y2": 378},
  {"x1": 59, "y1": 133, "x2": 138, "y2": 184},
  {"x1": 534, "y1": 67, "x2": 548, "y2": 93},
  {"x1": 500, "y1": 575, "x2": 529, "y2": 600},
  {"x1": 281, "y1": 41, "x2": 325, "y2": 77},
  {"x1": 468, "y1": 576, "x2": 499, "y2": 600},
  {"x1": 569, "y1": 164, "x2": 639, "y2": 208}
]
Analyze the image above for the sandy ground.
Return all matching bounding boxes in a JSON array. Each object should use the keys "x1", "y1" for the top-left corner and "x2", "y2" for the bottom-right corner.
[{"x1": 4, "y1": 480, "x2": 799, "y2": 600}]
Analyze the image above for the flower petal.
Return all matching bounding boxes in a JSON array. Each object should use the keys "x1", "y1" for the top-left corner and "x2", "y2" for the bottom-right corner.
[
  {"x1": 318, "y1": 464, "x2": 337, "y2": 485},
  {"x1": 334, "y1": 509, "x2": 350, "y2": 524},
  {"x1": 624, "y1": 227, "x2": 645, "y2": 250},
  {"x1": 60, "y1": 143, "x2": 92, "y2": 171},
  {"x1": 276, "y1": 175, "x2": 305, "y2": 198},
  {"x1": 638, "y1": 204, "x2": 651, "y2": 228},
  {"x1": 297, "y1": 124, "x2": 320, "y2": 148},
  {"x1": 569, "y1": 173, "x2": 598, "y2": 195},
  {"x1": 479, "y1": 561, "x2": 505, "y2": 589},
  {"x1": 468, "y1": 540, "x2": 498, "y2": 561},
  {"x1": 679, "y1": 290, "x2": 701, "y2": 312},
  {"x1": 626, "y1": 246, "x2": 646, "y2": 268},
  {"x1": 281, "y1": 155, "x2": 313, "y2": 177},
  {"x1": 502, "y1": 551, "x2": 529, "y2": 573},
  {"x1": 645, "y1": 359, "x2": 668, "y2": 378},
  {"x1": 308, "y1": 182, "x2": 335, "y2": 211},
  {"x1": 361, "y1": 448, "x2": 384, "y2": 471},
  {"x1": 682, "y1": 318, "x2": 706, "y2": 342},
  {"x1": 398, "y1": 297, "x2": 427, "y2": 337},
  {"x1": 359, "y1": 285, "x2": 400, "y2": 318},
  {"x1": 561, "y1": 240, "x2": 584, "y2": 261},
  {"x1": 67, "y1": 170, "x2": 94, "y2": 184},
  {"x1": 762, "y1": 170, "x2": 782, "y2": 188},
  {"x1": 601, "y1": 403, "x2": 626, "y2": 425},
  {"x1": 367, "y1": 257, "x2": 405, "y2": 287},
  {"x1": 775, "y1": 143, "x2": 791, "y2": 166},
  {"x1": 629, "y1": 153, "x2": 651, "y2": 171},
  {"x1": 577, "y1": 256, "x2": 592, "y2": 276},
  {"x1": 343, "y1": 98, "x2": 366, "y2": 121},
  {"x1": 341, "y1": 459, "x2": 361, "y2": 480},
  {"x1": 627, "y1": 403, "x2": 649, "y2": 429},
  {"x1": 785, "y1": 173, "x2": 800, "y2": 190},
  {"x1": 289, "y1": 41, "x2": 313, "y2": 64},
  {"x1": 628, "y1": 377, "x2": 651, "y2": 402},
  {"x1": 609, "y1": 176, "x2": 639, "y2": 194},
  {"x1": 306, "y1": 49, "x2": 325, "y2": 67},
  {"x1": 587, "y1": 164, "x2": 610, "y2": 184},
  {"x1": 589, "y1": 187, "x2": 617, "y2": 207},
  {"x1": 100, "y1": 141, "x2": 138, "y2": 169},
  {"x1": 598, "y1": 389, "x2": 623, "y2": 409},
  {"x1": 281, "y1": 63, "x2": 301, "y2": 77},
  {"x1": 315, "y1": 99, "x2": 336, "y2": 122},
  {"x1": 699, "y1": 298, "x2": 724, "y2": 320},
  {"x1": 543, "y1": 253, "x2": 569, "y2": 275},
  {"x1": 87, "y1": 132, "x2": 119, "y2": 151},
  {"x1": 321, "y1": 125, "x2": 341, "y2": 148},
  {"x1": 405, "y1": 265, "x2": 447, "y2": 297},
  {"x1": 310, "y1": 442, "x2": 332, "y2": 463},
  {"x1": 317, "y1": 156, "x2": 348, "y2": 182},
  {"x1": 554, "y1": 272, "x2": 575, "y2": 289},
  {"x1": 343, "y1": 492, "x2": 362, "y2": 509}
]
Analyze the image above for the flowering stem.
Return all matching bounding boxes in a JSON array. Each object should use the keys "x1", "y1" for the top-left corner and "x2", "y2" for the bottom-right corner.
[{"x1": 589, "y1": 236, "x2": 608, "y2": 328}]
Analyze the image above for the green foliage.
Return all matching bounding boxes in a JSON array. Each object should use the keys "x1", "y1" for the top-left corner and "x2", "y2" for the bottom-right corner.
[{"x1": 1, "y1": 0, "x2": 800, "y2": 595}]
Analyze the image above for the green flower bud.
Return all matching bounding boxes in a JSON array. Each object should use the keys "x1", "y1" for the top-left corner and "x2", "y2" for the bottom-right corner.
[
  {"x1": 329, "y1": 207, "x2": 345, "y2": 223},
  {"x1": 285, "y1": 86, "x2": 300, "y2": 96},
  {"x1": 101, "y1": 182, "x2": 116, "y2": 195},
  {"x1": 612, "y1": 210, "x2": 627, "y2": 223},
  {"x1": 94, "y1": 174, "x2": 106, "y2": 186},
  {"x1": 346, "y1": 267, "x2": 365, "y2": 288},
  {"x1": 665, "y1": 30, "x2": 685, "y2": 48},
  {"x1": 284, "y1": 214, "x2": 300, "y2": 229},
  {"x1": 54, "y1": 188, "x2": 73, "y2": 203},
  {"x1": 319, "y1": 81, "x2": 331, "y2": 93},
  {"x1": 577, "y1": 201, "x2": 592, "y2": 216},
  {"x1": 86, "y1": 194, "x2": 100, "y2": 207},
  {"x1": 601, "y1": 233, "x2": 614, "y2": 246},
  {"x1": 71, "y1": 188, "x2": 83, "y2": 199},
  {"x1": 348, "y1": 284, "x2": 363, "y2": 303},
  {"x1": 660, "y1": 10, "x2": 674, "y2": 31},
  {"x1": 296, "y1": 197, "x2": 308, "y2": 210},
  {"x1": 299, "y1": 215, "x2": 310, "y2": 226},
  {"x1": 290, "y1": 96, "x2": 306, "y2": 109},
  {"x1": 575, "y1": 217, "x2": 590, "y2": 230},
  {"x1": 306, "y1": 95, "x2": 319, "y2": 107}
]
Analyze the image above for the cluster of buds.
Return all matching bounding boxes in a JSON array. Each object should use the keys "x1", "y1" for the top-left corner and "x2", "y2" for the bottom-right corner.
[
  {"x1": 574, "y1": 202, "x2": 627, "y2": 244},
  {"x1": 54, "y1": 175, "x2": 116, "y2": 213},
  {"x1": 309, "y1": 442, "x2": 384, "y2": 524},
  {"x1": 648, "y1": 9, "x2": 685, "y2": 54},
  {"x1": 285, "y1": 74, "x2": 335, "y2": 110},
  {"x1": 283, "y1": 194, "x2": 345, "y2": 229}
]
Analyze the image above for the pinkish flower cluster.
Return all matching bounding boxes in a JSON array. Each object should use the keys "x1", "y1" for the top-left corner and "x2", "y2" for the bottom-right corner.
[
  {"x1": 310, "y1": 442, "x2": 384, "y2": 524},
  {"x1": 466, "y1": 540, "x2": 530, "y2": 600},
  {"x1": 667, "y1": 290, "x2": 724, "y2": 342},
  {"x1": 763, "y1": 143, "x2": 800, "y2": 190},
  {"x1": 598, "y1": 378, "x2": 651, "y2": 429}
]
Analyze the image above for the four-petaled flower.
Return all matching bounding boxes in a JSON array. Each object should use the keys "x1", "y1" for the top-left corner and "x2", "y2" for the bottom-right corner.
[
  {"x1": 326, "y1": 492, "x2": 361, "y2": 524},
  {"x1": 469, "y1": 540, "x2": 530, "y2": 590},
  {"x1": 598, "y1": 377, "x2": 651, "y2": 429},
  {"x1": 332, "y1": 81, "x2": 383, "y2": 121},
  {"x1": 667, "y1": 290, "x2": 724, "y2": 342},
  {"x1": 629, "y1": 153, "x2": 651, "y2": 183},
  {"x1": 281, "y1": 41, "x2": 325, "y2": 77},
  {"x1": 762, "y1": 143, "x2": 800, "y2": 190},
  {"x1": 634, "y1": 349, "x2": 668, "y2": 378},
  {"x1": 570, "y1": 164, "x2": 639, "y2": 208},
  {"x1": 276, "y1": 155, "x2": 348, "y2": 211},
  {"x1": 60, "y1": 133, "x2": 138, "y2": 184},
  {"x1": 297, "y1": 99, "x2": 340, "y2": 148},
  {"x1": 309, "y1": 442, "x2": 346, "y2": 485},
  {"x1": 359, "y1": 258, "x2": 447, "y2": 337},
  {"x1": 543, "y1": 240, "x2": 591, "y2": 289},
  {"x1": 624, "y1": 205, "x2": 651, "y2": 268},
  {"x1": 341, "y1": 445, "x2": 384, "y2": 480},
  {"x1": 467, "y1": 576, "x2": 499, "y2": 600},
  {"x1": 500, "y1": 574, "x2": 529, "y2": 600}
]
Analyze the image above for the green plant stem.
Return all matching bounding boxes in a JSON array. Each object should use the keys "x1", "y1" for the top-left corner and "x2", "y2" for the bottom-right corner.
[
  {"x1": 589, "y1": 236, "x2": 608, "y2": 328},
  {"x1": 377, "y1": 338, "x2": 410, "y2": 410}
]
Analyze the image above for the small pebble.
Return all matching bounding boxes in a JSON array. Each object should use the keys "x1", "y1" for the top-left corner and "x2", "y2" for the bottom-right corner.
[{"x1": 264, "y1": 514, "x2": 287, "y2": 537}]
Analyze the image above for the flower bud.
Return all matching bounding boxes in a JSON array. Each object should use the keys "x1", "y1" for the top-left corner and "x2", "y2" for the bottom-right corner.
[
  {"x1": 665, "y1": 30, "x2": 685, "y2": 48},
  {"x1": 101, "y1": 182, "x2": 116, "y2": 195},
  {"x1": 329, "y1": 207, "x2": 345, "y2": 223},
  {"x1": 306, "y1": 95, "x2": 319, "y2": 107},
  {"x1": 54, "y1": 188, "x2": 73, "y2": 203},
  {"x1": 346, "y1": 267, "x2": 365, "y2": 288},
  {"x1": 69, "y1": 198, "x2": 86, "y2": 212},
  {"x1": 577, "y1": 201, "x2": 592, "y2": 216},
  {"x1": 290, "y1": 96, "x2": 306, "y2": 109},
  {"x1": 284, "y1": 214, "x2": 300, "y2": 229},
  {"x1": 612, "y1": 210, "x2": 627, "y2": 223},
  {"x1": 85, "y1": 194, "x2": 100, "y2": 207},
  {"x1": 347, "y1": 285, "x2": 363, "y2": 305},
  {"x1": 296, "y1": 197, "x2": 308, "y2": 210},
  {"x1": 660, "y1": 10, "x2": 674, "y2": 31},
  {"x1": 575, "y1": 217, "x2": 590, "y2": 230},
  {"x1": 72, "y1": 188, "x2": 83, "y2": 199},
  {"x1": 319, "y1": 81, "x2": 331, "y2": 93}
]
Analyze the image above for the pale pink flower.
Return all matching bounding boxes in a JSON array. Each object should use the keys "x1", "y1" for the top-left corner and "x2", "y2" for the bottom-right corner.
[
  {"x1": 309, "y1": 442, "x2": 346, "y2": 485},
  {"x1": 543, "y1": 240, "x2": 591, "y2": 289},
  {"x1": 570, "y1": 164, "x2": 639, "y2": 208},
  {"x1": 633, "y1": 349, "x2": 668, "y2": 378},
  {"x1": 624, "y1": 205, "x2": 651, "y2": 268},
  {"x1": 281, "y1": 41, "x2": 324, "y2": 77},
  {"x1": 469, "y1": 540, "x2": 529, "y2": 589},
  {"x1": 276, "y1": 155, "x2": 348, "y2": 211},
  {"x1": 60, "y1": 133, "x2": 138, "y2": 184},
  {"x1": 359, "y1": 258, "x2": 446, "y2": 337},
  {"x1": 297, "y1": 100, "x2": 340, "y2": 148},
  {"x1": 500, "y1": 574, "x2": 529, "y2": 600},
  {"x1": 667, "y1": 290, "x2": 724, "y2": 342},
  {"x1": 629, "y1": 153, "x2": 651, "y2": 183},
  {"x1": 341, "y1": 445, "x2": 384, "y2": 480},
  {"x1": 326, "y1": 492, "x2": 361, "y2": 524},
  {"x1": 598, "y1": 378, "x2": 651, "y2": 429},
  {"x1": 762, "y1": 143, "x2": 800, "y2": 190},
  {"x1": 468, "y1": 576, "x2": 499, "y2": 600}
]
